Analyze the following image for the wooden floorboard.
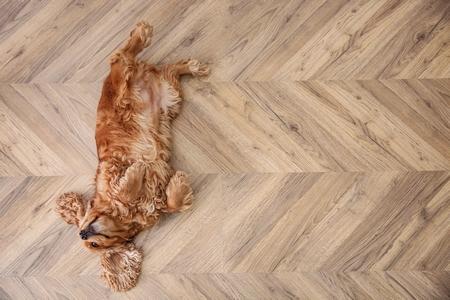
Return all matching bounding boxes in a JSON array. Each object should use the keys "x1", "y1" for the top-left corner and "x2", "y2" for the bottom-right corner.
[
  {"x1": 1, "y1": 272, "x2": 449, "y2": 299},
  {"x1": 0, "y1": 0, "x2": 449, "y2": 299}
]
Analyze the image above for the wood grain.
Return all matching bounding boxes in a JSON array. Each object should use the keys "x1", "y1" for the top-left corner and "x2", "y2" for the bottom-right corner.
[{"x1": 0, "y1": 0, "x2": 449, "y2": 299}]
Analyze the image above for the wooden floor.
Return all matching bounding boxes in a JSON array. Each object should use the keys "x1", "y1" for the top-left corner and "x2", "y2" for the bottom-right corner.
[{"x1": 1, "y1": 0, "x2": 449, "y2": 299}]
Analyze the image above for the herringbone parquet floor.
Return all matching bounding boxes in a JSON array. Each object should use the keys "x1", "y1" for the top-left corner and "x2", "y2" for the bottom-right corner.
[{"x1": 0, "y1": 0, "x2": 449, "y2": 299}]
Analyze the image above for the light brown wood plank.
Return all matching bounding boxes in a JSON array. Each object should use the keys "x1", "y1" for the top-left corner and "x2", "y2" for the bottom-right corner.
[
  {"x1": 1, "y1": 272, "x2": 449, "y2": 299},
  {"x1": 223, "y1": 172, "x2": 450, "y2": 272},
  {"x1": 0, "y1": 0, "x2": 449, "y2": 82},
  {"x1": 3, "y1": 79, "x2": 448, "y2": 175}
]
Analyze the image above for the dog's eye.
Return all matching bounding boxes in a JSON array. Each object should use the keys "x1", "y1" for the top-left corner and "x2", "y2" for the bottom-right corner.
[{"x1": 91, "y1": 242, "x2": 99, "y2": 248}]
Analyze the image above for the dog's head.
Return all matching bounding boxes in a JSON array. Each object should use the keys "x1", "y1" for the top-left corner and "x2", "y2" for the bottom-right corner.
[
  {"x1": 78, "y1": 204, "x2": 140, "y2": 251},
  {"x1": 56, "y1": 192, "x2": 143, "y2": 291}
]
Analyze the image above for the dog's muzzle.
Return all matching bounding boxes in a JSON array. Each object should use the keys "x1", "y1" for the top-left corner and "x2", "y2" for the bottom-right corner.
[{"x1": 79, "y1": 230, "x2": 92, "y2": 240}]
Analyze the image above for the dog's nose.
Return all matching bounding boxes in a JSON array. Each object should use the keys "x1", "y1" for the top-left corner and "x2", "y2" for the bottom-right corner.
[{"x1": 79, "y1": 230, "x2": 88, "y2": 240}]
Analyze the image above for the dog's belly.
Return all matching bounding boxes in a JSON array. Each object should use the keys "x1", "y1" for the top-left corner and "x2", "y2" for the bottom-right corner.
[
  {"x1": 129, "y1": 89, "x2": 157, "y2": 161},
  {"x1": 128, "y1": 79, "x2": 179, "y2": 161}
]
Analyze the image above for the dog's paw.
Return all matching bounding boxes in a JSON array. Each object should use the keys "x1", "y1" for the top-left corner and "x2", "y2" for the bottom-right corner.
[
  {"x1": 136, "y1": 21, "x2": 153, "y2": 47},
  {"x1": 129, "y1": 21, "x2": 153, "y2": 49},
  {"x1": 166, "y1": 171, "x2": 193, "y2": 212},
  {"x1": 187, "y1": 59, "x2": 210, "y2": 77}
]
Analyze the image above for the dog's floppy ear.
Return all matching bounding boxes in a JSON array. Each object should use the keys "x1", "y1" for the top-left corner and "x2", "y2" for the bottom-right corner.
[
  {"x1": 100, "y1": 242, "x2": 143, "y2": 292},
  {"x1": 55, "y1": 192, "x2": 86, "y2": 227}
]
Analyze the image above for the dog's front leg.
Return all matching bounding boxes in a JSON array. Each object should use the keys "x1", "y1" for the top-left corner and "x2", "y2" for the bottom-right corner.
[
  {"x1": 114, "y1": 161, "x2": 146, "y2": 203},
  {"x1": 165, "y1": 171, "x2": 193, "y2": 213}
]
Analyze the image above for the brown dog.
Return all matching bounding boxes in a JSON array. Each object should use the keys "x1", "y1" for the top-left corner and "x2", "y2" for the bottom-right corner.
[{"x1": 55, "y1": 21, "x2": 208, "y2": 291}]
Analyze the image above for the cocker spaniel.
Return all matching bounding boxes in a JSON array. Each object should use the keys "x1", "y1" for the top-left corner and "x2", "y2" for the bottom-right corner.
[{"x1": 55, "y1": 21, "x2": 208, "y2": 291}]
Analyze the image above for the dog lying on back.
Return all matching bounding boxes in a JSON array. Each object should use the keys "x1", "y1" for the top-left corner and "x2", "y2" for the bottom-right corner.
[{"x1": 55, "y1": 21, "x2": 209, "y2": 291}]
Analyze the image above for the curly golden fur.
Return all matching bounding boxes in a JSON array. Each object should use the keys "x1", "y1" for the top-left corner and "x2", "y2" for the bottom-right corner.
[{"x1": 55, "y1": 21, "x2": 208, "y2": 292}]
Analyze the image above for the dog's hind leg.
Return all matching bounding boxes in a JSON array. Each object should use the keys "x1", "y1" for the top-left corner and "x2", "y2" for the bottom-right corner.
[
  {"x1": 171, "y1": 59, "x2": 209, "y2": 77},
  {"x1": 165, "y1": 171, "x2": 193, "y2": 213},
  {"x1": 156, "y1": 60, "x2": 209, "y2": 119},
  {"x1": 120, "y1": 21, "x2": 152, "y2": 57},
  {"x1": 109, "y1": 22, "x2": 153, "y2": 92}
]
